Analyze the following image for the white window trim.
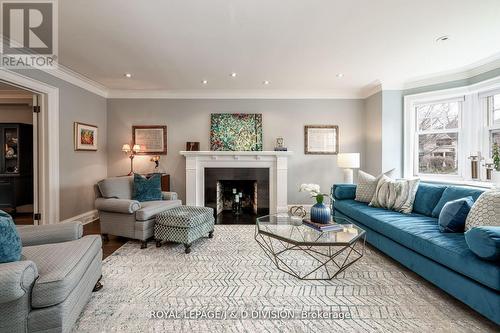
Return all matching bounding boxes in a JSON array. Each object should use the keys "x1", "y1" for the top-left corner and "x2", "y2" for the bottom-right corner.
[{"x1": 404, "y1": 75, "x2": 500, "y2": 182}]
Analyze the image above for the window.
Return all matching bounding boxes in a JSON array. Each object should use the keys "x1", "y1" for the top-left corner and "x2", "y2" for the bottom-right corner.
[
  {"x1": 415, "y1": 101, "x2": 461, "y2": 175},
  {"x1": 489, "y1": 93, "x2": 500, "y2": 126}
]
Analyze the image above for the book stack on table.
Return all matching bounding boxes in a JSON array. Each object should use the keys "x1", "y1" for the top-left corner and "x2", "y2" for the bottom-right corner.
[{"x1": 302, "y1": 219, "x2": 344, "y2": 232}]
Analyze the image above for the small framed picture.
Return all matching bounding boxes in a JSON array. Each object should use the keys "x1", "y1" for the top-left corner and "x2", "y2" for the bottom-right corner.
[
  {"x1": 74, "y1": 122, "x2": 98, "y2": 151},
  {"x1": 304, "y1": 125, "x2": 339, "y2": 155},
  {"x1": 133, "y1": 125, "x2": 167, "y2": 155}
]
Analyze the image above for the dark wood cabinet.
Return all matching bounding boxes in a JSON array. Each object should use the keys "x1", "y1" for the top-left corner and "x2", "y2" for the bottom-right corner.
[{"x1": 0, "y1": 124, "x2": 33, "y2": 214}]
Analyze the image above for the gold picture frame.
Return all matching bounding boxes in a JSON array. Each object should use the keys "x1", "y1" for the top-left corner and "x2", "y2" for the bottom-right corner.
[
  {"x1": 74, "y1": 122, "x2": 98, "y2": 151},
  {"x1": 304, "y1": 125, "x2": 339, "y2": 155}
]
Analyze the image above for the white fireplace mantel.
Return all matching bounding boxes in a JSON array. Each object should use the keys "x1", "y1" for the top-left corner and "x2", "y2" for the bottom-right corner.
[{"x1": 180, "y1": 151, "x2": 293, "y2": 214}]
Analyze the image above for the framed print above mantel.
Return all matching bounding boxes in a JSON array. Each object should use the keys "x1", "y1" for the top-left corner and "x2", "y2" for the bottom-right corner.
[
  {"x1": 74, "y1": 122, "x2": 98, "y2": 151},
  {"x1": 304, "y1": 125, "x2": 339, "y2": 155},
  {"x1": 133, "y1": 125, "x2": 167, "y2": 155}
]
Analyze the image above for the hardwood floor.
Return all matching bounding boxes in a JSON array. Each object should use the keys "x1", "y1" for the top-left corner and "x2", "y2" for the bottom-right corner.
[{"x1": 83, "y1": 220, "x2": 127, "y2": 259}]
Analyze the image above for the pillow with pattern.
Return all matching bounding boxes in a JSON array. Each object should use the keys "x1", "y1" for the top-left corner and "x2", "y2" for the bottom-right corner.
[
  {"x1": 355, "y1": 169, "x2": 395, "y2": 203},
  {"x1": 369, "y1": 175, "x2": 420, "y2": 214},
  {"x1": 465, "y1": 190, "x2": 500, "y2": 231}
]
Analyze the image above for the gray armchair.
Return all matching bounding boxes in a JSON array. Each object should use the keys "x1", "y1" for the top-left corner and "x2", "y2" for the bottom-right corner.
[
  {"x1": 0, "y1": 222, "x2": 102, "y2": 333},
  {"x1": 95, "y1": 176, "x2": 181, "y2": 248}
]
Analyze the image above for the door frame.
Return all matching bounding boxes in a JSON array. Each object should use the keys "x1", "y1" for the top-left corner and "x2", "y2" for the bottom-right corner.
[{"x1": 0, "y1": 69, "x2": 60, "y2": 224}]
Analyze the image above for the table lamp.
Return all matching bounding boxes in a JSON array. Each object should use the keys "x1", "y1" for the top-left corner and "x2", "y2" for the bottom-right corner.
[
  {"x1": 122, "y1": 143, "x2": 141, "y2": 175},
  {"x1": 337, "y1": 153, "x2": 360, "y2": 184}
]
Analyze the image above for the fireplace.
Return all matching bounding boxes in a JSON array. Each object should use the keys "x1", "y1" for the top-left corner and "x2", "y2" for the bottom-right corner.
[{"x1": 205, "y1": 168, "x2": 269, "y2": 223}]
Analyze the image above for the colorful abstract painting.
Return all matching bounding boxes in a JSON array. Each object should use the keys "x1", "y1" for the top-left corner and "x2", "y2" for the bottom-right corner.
[{"x1": 210, "y1": 113, "x2": 263, "y2": 151}]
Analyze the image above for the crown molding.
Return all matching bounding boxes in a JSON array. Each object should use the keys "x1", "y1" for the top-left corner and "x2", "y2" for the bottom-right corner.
[
  {"x1": 41, "y1": 64, "x2": 109, "y2": 98},
  {"x1": 106, "y1": 89, "x2": 364, "y2": 99},
  {"x1": 360, "y1": 80, "x2": 383, "y2": 99}
]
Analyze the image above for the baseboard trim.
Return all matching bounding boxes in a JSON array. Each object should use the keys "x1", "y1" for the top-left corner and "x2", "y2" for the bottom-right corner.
[{"x1": 60, "y1": 209, "x2": 99, "y2": 225}]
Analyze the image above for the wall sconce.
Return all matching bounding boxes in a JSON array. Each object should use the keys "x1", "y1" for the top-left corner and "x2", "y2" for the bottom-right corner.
[
  {"x1": 150, "y1": 155, "x2": 160, "y2": 169},
  {"x1": 122, "y1": 143, "x2": 141, "y2": 175}
]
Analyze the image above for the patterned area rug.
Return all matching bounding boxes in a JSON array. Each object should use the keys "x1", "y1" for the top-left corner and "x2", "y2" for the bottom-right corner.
[{"x1": 74, "y1": 225, "x2": 497, "y2": 332}]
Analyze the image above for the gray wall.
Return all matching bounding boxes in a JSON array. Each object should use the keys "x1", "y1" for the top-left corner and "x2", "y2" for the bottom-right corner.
[
  {"x1": 106, "y1": 99, "x2": 365, "y2": 204},
  {"x1": 14, "y1": 69, "x2": 107, "y2": 221},
  {"x1": 381, "y1": 90, "x2": 403, "y2": 177},
  {"x1": 363, "y1": 92, "x2": 382, "y2": 175}
]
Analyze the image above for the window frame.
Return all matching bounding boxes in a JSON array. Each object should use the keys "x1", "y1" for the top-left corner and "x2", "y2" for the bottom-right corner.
[
  {"x1": 404, "y1": 76, "x2": 500, "y2": 183},
  {"x1": 413, "y1": 99, "x2": 462, "y2": 178}
]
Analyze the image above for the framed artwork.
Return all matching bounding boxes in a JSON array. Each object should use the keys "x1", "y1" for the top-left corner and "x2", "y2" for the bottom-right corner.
[
  {"x1": 74, "y1": 122, "x2": 98, "y2": 151},
  {"x1": 304, "y1": 125, "x2": 339, "y2": 155},
  {"x1": 186, "y1": 142, "x2": 200, "y2": 151},
  {"x1": 133, "y1": 125, "x2": 167, "y2": 155},
  {"x1": 210, "y1": 113, "x2": 263, "y2": 151}
]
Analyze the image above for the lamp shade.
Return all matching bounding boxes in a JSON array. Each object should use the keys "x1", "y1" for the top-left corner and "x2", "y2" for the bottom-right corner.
[
  {"x1": 122, "y1": 144, "x2": 131, "y2": 152},
  {"x1": 337, "y1": 153, "x2": 360, "y2": 169},
  {"x1": 132, "y1": 144, "x2": 141, "y2": 152}
]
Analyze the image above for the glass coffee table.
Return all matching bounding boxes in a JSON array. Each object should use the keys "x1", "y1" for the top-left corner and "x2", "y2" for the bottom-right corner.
[{"x1": 255, "y1": 213, "x2": 366, "y2": 280}]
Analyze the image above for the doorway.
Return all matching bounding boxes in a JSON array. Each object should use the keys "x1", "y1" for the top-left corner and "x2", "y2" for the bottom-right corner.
[{"x1": 0, "y1": 82, "x2": 39, "y2": 225}]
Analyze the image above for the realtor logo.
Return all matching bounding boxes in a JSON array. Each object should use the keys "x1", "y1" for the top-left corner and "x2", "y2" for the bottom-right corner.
[{"x1": 1, "y1": 0, "x2": 57, "y2": 68}]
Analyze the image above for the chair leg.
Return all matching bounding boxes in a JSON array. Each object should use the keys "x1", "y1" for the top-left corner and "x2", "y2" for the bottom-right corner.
[
  {"x1": 156, "y1": 239, "x2": 162, "y2": 248},
  {"x1": 208, "y1": 230, "x2": 214, "y2": 238},
  {"x1": 102, "y1": 234, "x2": 109, "y2": 242},
  {"x1": 184, "y1": 243, "x2": 191, "y2": 254},
  {"x1": 93, "y1": 275, "x2": 103, "y2": 292},
  {"x1": 141, "y1": 241, "x2": 148, "y2": 249}
]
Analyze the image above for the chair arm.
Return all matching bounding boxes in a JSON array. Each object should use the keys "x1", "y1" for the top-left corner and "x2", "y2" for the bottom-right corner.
[
  {"x1": 17, "y1": 222, "x2": 83, "y2": 247},
  {"x1": 162, "y1": 191, "x2": 178, "y2": 201},
  {"x1": 95, "y1": 197, "x2": 141, "y2": 214},
  {"x1": 332, "y1": 184, "x2": 357, "y2": 200},
  {"x1": 0, "y1": 261, "x2": 38, "y2": 304}
]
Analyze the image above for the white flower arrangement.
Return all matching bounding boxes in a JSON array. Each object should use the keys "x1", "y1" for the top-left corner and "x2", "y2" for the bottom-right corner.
[{"x1": 299, "y1": 183, "x2": 332, "y2": 204}]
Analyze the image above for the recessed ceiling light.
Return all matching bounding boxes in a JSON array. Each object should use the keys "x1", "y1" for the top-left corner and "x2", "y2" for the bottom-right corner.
[
  {"x1": 336, "y1": 73, "x2": 344, "y2": 78},
  {"x1": 201, "y1": 80, "x2": 208, "y2": 85},
  {"x1": 436, "y1": 35, "x2": 450, "y2": 42},
  {"x1": 230, "y1": 72, "x2": 237, "y2": 77},
  {"x1": 263, "y1": 80, "x2": 270, "y2": 85},
  {"x1": 124, "y1": 73, "x2": 132, "y2": 78}
]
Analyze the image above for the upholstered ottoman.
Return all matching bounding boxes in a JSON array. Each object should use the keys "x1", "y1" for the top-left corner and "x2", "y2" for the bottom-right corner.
[{"x1": 154, "y1": 206, "x2": 215, "y2": 253}]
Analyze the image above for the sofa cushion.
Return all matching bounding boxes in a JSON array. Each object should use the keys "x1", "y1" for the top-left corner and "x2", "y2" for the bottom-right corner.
[
  {"x1": 355, "y1": 169, "x2": 394, "y2": 203},
  {"x1": 438, "y1": 197, "x2": 474, "y2": 233},
  {"x1": 22, "y1": 235, "x2": 102, "y2": 308},
  {"x1": 413, "y1": 183, "x2": 447, "y2": 216},
  {"x1": 135, "y1": 200, "x2": 182, "y2": 221},
  {"x1": 335, "y1": 199, "x2": 500, "y2": 290},
  {"x1": 465, "y1": 227, "x2": 500, "y2": 261},
  {"x1": 0, "y1": 210, "x2": 21, "y2": 263},
  {"x1": 97, "y1": 176, "x2": 133, "y2": 199},
  {"x1": 465, "y1": 190, "x2": 500, "y2": 231},
  {"x1": 333, "y1": 184, "x2": 357, "y2": 200},
  {"x1": 432, "y1": 186, "x2": 485, "y2": 217}
]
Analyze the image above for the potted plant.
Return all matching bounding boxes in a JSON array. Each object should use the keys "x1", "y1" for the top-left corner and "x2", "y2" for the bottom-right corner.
[
  {"x1": 299, "y1": 184, "x2": 332, "y2": 224},
  {"x1": 492, "y1": 143, "x2": 500, "y2": 184}
]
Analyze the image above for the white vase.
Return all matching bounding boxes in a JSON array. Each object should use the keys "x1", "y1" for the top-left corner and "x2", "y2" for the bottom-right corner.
[{"x1": 492, "y1": 171, "x2": 500, "y2": 185}]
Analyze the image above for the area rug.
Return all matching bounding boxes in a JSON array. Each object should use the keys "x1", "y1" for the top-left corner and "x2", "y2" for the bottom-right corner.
[{"x1": 74, "y1": 225, "x2": 496, "y2": 332}]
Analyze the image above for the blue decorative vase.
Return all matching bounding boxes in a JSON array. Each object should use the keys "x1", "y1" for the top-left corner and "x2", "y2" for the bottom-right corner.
[{"x1": 310, "y1": 202, "x2": 331, "y2": 224}]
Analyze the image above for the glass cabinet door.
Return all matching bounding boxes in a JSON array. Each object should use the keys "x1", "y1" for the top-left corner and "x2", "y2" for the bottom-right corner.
[{"x1": 4, "y1": 126, "x2": 19, "y2": 174}]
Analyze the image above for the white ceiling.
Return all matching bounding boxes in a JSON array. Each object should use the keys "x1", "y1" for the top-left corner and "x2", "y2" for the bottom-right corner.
[{"x1": 59, "y1": 0, "x2": 500, "y2": 96}]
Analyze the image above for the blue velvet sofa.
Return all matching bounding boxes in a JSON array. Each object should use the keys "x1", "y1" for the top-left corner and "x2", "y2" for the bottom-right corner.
[{"x1": 331, "y1": 183, "x2": 500, "y2": 325}]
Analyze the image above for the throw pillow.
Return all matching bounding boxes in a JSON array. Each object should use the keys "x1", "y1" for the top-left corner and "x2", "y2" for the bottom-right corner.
[
  {"x1": 431, "y1": 186, "x2": 484, "y2": 218},
  {"x1": 0, "y1": 210, "x2": 22, "y2": 263},
  {"x1": 465, "y1": 226, "x2": 500, "y2": 261},
  {"x1": 132, "y1": 173, "x2": 162, "y2": 202},
  {"x1": 438, "y1": 196, "x2": 474, "y2": 233},
  {"x1": 369, "y1": 175, "x2": 420, "y2": 214},
  {"x1": 465, "y1": 190, "x2": 500, "y2": 231},
  {"x1": 355, "y1": 169, "x2": 395, "y2": 203}
]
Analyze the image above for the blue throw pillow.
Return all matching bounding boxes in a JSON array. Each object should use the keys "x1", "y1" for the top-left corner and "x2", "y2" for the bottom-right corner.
[
  {"x1": 465, "y1": 227, "x2": 500, "y2": 261},
  {"x1": 431, "y1": 186, "x2": 484, "y2": 217},
  {"x1": 0, "y1": 210, "x2": 22, "y2": 263},
  {"x1": 133, "y1": 173, "x2": 162, "y2": 202},
  {"x1": 438, "y1": 196, "x2": 473, "y2": 233},
  {"x1": 413, "y1": 183, "x2": 447, "y2": 216}
]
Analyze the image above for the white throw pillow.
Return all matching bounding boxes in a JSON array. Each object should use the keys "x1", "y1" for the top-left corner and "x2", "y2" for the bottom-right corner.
[
  {"x1": 369, "y1": 175, "x2": 420, "y2": 214},
  {"x1": 464, "y1": 190, "x2": 500, "y2": 231},
  {"x1": 355, "y1": 169, "x2": 395, "y2": 203}
]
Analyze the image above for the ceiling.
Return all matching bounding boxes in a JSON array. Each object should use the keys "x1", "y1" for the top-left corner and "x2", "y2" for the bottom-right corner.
[{"x1": 58, "y1": 0, "x2": 500, "y2": 96}]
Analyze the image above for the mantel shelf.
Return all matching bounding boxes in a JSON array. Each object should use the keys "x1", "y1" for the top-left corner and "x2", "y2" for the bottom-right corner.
[{"x1": 180, "y1": 150, "x2": 293, "y2": 156}]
